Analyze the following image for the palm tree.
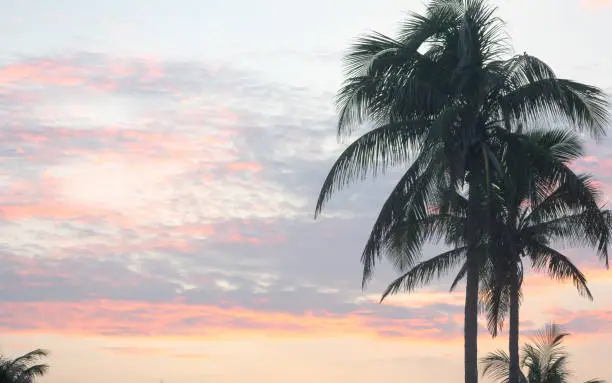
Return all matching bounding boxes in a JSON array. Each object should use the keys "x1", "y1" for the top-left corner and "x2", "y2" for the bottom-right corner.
[
  {"x1": 0, "y1": 349, "x2": 49, "y2": 383},
  {"x1": 481, "y1": 323, "x2": 607, "y2": 383},
  {"x1": 481, "y1": 129, "x2": 610, "y2": 383},
  {"x1": 313, "y1": 1, "x2": 610, "y2": 381},
  {"x1": 378, "y1": 129, "x2": 610, "y2": 381}
]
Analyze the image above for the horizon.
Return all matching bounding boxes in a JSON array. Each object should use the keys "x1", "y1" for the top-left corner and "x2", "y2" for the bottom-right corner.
[{"x1": 2, "y1": 0, "x2": 612, "y2": 382}]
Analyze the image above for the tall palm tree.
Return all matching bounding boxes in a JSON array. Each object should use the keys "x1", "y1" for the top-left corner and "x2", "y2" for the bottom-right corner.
[
  {"x1": 481, "y1": 323, "x2": 607, "y2": 383},
  {"x1": 313, "y1": 1, "x2": 610, "y2": 381},
  {"x1": 379, "y1": 129, "x2": 610, "y2": 382},
  {"x1": 0, "y1": 349, "x2": 49, "y2": 383}
]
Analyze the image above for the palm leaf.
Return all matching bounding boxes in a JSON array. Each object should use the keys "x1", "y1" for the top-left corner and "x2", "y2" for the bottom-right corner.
[
  {"x1": 360, "y1": 145, "x2": 449, "y2": 285},
  {"x1": 526, "y1": 243, "x2": 593, "y2": 300},
  {"x1": 481, "y1": 350, "x2": 511, "y2": 382},
  {"x1": 314, "y1": 120, "x2": 427, "y2": 217},
  {"x1": 380, "y1": 246, "x2": 468, "y2": 301},
  {"x1": 500, "y1": 76, "x2": 610, "y2": 138}
]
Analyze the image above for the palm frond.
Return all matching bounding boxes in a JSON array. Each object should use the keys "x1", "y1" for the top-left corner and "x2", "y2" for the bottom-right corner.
[
  {"x1": 343, "y1": 32, "x2": 407, "y2": 77},
  {"x1": 526, "y1": 243, "x2": 593, "y2": 300},
  {"x1": 0, "y1": 349, "x2": 49, "y2": 383},
  {"x1": 336, "y1": 68, "x2": 446, "y2": 134},
  {"x1": 335, "y1": 75, "x2": 379, "y2": 134},
  {"x1": 480, "y1": 349, "x2": 513, "y2": 383},
  {"x1": 503, "y1": 130, "x2": 610, "y2": 264},
  {"x1": 449, "y1": 262, "x2": 468, "y2": 291},
  {"x1": 314, "y1": 120, "x2": 428, "y2": 217},
  {"x1": 8, "y1": 350, "x2": 48, "y2": 366},
  {"x1": 380, "y1": 246, "x2": 468, "y2": 301},
  {"x1": 480, "y1": 255, "x2": 522, "y2": 337},
  {"x1": 337, "y1": 25, "x2": 453, "y2": 135},
  {"x1": 361, "y1": 145, "x2": 449, "y2": 286},
  {"x1": 500, "y1": 74, "x2": 610, "y2": 138},
  {"x1": 398, "y1": 3, "x2": 461, "y2": 45},
  {"x1": 17, "y1": 364, "x2": 50, "y2": 381},
  {"x1": 387, "y1": 212, "x2": 467, "y2": 258}
]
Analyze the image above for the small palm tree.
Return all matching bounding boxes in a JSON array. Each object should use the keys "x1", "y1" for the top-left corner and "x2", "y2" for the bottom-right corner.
[
  {"x1": 481, "y1": 324, "x2": 606, "y2": 383},
  {"x1": 0, "y1": 349, "x2": 49, "y2": 383}
]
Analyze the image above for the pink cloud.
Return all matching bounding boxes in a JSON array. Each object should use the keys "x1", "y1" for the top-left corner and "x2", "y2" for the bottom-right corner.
[
  {"x1": 545, "y1": 307, "x2": 612, "y2": 337},
  {"x1": 0, "y1": 300, "x2": 463, "y2": 344},
  {"x1": 0, "y1": 61, "x2": 85, "y2": 87},
  {"x1": 0, "y1": 201, "x2": 112, "y2": 222},
  {"x1": 0, "y1": 56, "x2": 168, "y2": 91},
  {"x1": 226, "y1": 162, "x2": 263, "y2": 172}
]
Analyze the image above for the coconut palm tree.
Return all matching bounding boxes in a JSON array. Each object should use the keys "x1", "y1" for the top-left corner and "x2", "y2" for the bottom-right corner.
[
  {"x1": 480, "y1": 129, "x2": 610, "y2": 383},
  {"x1": 481, "y1": 323, "x2": 607, "y2": 383},
  {"x1": 0, "y1": 349, "x2": 49, "y2": 383},
  {"x1": 378, "y1": 129, "x2": 610, "y2": 382},
  {"x1": 313, "y1": 1, "x2": 610, "y2": 381}
]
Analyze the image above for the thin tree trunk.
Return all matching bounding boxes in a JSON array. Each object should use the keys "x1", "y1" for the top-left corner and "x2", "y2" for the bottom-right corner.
[
  {"x1": 464, "y1": 145, "x2": 490, "y2": 383},
  {"x1": 465, "y1": 258, "x2": 479, "y2": 383},
  {"x1": 508, "y1": 268, "x2": 520, "y2": 383}
]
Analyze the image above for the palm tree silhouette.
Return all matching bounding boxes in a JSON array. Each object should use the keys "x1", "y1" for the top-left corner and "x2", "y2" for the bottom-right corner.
[
  {"x1": 314, "y1": 1, "x2": 610, "y2": 381},
  {"x1": 0, "y1": 349, "x2": 49, "y2": 383},
  {"x1": 481, "y1": 323, "x2": 606, "y2": 383}
]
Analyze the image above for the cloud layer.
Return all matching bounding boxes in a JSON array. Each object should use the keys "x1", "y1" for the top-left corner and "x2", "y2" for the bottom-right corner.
[{"x1": 1, "y1": 46, "x2": 612, "y2": 365}]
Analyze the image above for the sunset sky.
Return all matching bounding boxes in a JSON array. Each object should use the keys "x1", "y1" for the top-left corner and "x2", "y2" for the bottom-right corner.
[{"x1": 2, "y1": 0, "x2": 612, "y2": 382}]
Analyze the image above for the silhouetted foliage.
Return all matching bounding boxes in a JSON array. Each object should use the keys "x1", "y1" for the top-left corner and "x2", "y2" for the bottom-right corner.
[
  {"x1": 0, "y1": 349, "x2": 49, "y2": 383},
  {"x1": 481, "y1": 324, "x2": 607, "y2": 383},
  {"x1": 315, "y1": 0, "x2": 610, "y2": 382}
]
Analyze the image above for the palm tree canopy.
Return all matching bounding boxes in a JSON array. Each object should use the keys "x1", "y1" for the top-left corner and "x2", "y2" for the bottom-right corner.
[
  {"x1": 379, "y1": 129, "x2": 610, "y2": 305},
  {"x1": 481, "y1": 323, "x2": 607, "y2": 383},
  {"x1": 0, "y1": 349, "x2": 49, "y2": 383},
  {"x1": 313, "y1": 0, "x2": 610, "y2": 287},
  {"x1": 480, "y1": 128, "x2": 611, "y2": 335}
]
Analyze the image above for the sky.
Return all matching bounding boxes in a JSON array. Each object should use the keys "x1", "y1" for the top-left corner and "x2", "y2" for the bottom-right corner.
[{"x1": 1, "y1": 0, "x2": 612, "y2": 382}]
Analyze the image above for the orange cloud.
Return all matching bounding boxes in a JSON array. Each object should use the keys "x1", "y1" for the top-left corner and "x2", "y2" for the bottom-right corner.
[
  {"x1": 0, "y1": 300, "x2": 461, "y2": 344},
  {"x1": 14, "y1": 297, "x2": 611, "y2": 347}
]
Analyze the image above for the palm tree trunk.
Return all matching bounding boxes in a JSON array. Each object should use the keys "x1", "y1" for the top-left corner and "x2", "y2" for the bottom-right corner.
[
  {"x1": 464, "y1": 148, "x2": 492, "y2": 383},
  {"x1": 465, "y1": 258, "x2": 479, "y2": 383},
  {"x1": 508, "y1": 269, "x2": 520, "y2": 383}
]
